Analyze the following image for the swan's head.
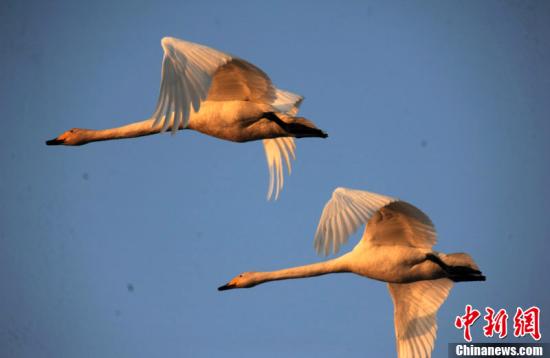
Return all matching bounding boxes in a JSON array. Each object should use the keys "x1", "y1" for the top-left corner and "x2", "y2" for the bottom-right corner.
[
  {"x1": 218, "y1": 272, "x2": 258, "y2": 291},
  {"x1": 46, "y1": 128, "x2": 88, "y2": 146}
]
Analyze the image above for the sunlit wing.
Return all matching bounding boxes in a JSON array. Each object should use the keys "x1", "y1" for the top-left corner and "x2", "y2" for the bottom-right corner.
[
  {"x1": 153, "y1": 37, "x2": 278, "y2": 133},
  {"x1": 263, "y1": 137, "x2": 296, "y2": 200},
  {"x1": 155, "y1": 37, "x2": 304, "y2": 200},
  {"x1": 153, "y1": 37, "x2": 231, "y2": 132},
  {"x1": 206, "y1": 60, "x2": 276, "y2": 103},
  {"x1": 362, "y1": 201, "x2": 437, "y2": 249},
  {"x1": 270, "y1": 88, "x2": 304, "y2": 116},
  {"x1": 388, "y1": 279, "x2": 453, "y2": 358},
  {"x1": 262, "y1": 89, "x2": 304, "y2": 200},
  {"x1": 314, "y1": 188, "x2": 397, "y2": 255}
]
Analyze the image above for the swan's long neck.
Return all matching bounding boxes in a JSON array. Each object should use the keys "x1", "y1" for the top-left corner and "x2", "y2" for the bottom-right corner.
[
  {"x1": 78, "y1": 118, "x2": 178, "y2": 144},
  {"x1": 252, "y1": 254, "x2": 352, "y2": 286}
]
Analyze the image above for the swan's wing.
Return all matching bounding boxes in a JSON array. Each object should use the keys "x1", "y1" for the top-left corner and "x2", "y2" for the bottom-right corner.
[
  {"x1": 362, "y1": 201, "x2": 437, "y2": 249},
  {"x1": 262, "y1": 89, "x2": 304, "y2": 200},
  {"x1": 153, "y1": 37, "x2": 232, "y2": 133},
  {"x1": 263, "y1": 137, "x2": 296, "y2": 200},
  {"x1": 314, "y1": 187, "x2": 397, "y2": 256},
  {"x1": 270, "y1": 88, "x2": 304, "y2": 116},
  {"x1": 388, "y1": 279, "x2": 453, "y2": 358},
  {"x1": 154, "y1": 37, "x2": 280, "y2": 133},
  {"x1": 206, "y1": 59, "x2": 277, "y2": 103}
]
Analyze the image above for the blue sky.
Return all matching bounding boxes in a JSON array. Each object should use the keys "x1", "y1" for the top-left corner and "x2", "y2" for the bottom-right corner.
[{"x1": 1, "y1": 0, "x2": 549, "y2": 357}]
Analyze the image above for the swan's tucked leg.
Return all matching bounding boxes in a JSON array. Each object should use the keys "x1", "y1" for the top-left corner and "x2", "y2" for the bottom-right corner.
[
  {"x1": 426, "y1": 253, "x2": 486, "y2": 282},
  {"x1": 262, "y1": 112, "x2": 328, "y2": 138},
  {"x1": 425, "y1": 253, "x2": 452, "y2": 271}
]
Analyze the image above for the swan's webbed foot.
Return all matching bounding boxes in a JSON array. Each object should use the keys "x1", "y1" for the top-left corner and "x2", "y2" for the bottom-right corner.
[
  {"x1": 262, "y1": 112, "x2": 328, "y2": 139},
  {"x1": 426, "y1": 253, "x2": 485, "y2": 282}
]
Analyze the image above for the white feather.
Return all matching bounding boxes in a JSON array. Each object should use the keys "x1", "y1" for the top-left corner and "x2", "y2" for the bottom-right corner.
[
  {"x1": 388, "y1": 279, "x2": 453, "y2": 358},
  {"x1": 314, "y1": 187, "x2": 397, "y2": 255},
  {"x1": 153, "y1": 37, "x2": 231, "y2": 132},
  {"x1": 262, "y1": 88, "x2": 303, "y2": 200}
]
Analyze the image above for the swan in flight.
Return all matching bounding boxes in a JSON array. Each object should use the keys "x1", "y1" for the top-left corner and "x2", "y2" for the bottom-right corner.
[
  {"x1": 46, "y1": 37, "x2": 327, "y2": 199},
  {"x1": 219, "y1": 187, "x2": 485, "y2": 358}
]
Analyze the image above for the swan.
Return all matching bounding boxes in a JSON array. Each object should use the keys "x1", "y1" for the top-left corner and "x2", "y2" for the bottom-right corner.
[
  {"x1": 218, "y1": 187, "x2": 485, "y2": 358},
  {"x1": 46, "y1": 37, "x2": 327, "y2": 199}
]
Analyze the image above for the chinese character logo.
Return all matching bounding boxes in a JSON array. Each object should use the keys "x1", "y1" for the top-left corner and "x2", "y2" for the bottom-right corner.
[
  {"x1": 483, "y1": 307, "x2": 508, "y2": 338},
  {"x1": 455, "y1": 305, "x2": 542, "y2": 342},
  {"x1": 455, "y1": 304, "x2": 481, "y2": 342},
  {"x1": 513, "y1": 306, "x2": 541, "y2": 341}
]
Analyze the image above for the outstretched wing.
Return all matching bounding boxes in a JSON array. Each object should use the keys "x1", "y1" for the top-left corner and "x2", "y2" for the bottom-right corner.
[
  {"x1": 153, "y1": 37, "x2": 231, "y2": 133},
  {"x1": 362, "y1": 201, "x2": 437, "y2": 249},
  {"x1": 206, "y1": 60, "x2": 276, "y2": 103},
  {"x1": 263, "y1": 137, "x2": 296, "y2": 200},
  {"x1": 153, "y1": 37, "x2": 277, "y2": 133},
  {"x1": 388, "y1": 279, "x2": 453, "y2": 358},
  {"x1": 156, "y1": 37, "x2": 304, "y2": 199},
  {"x1": 270, "y1": 88, "x2": 304, "y2": 116},
  {"x1": 314, "y1": 187, "x2": 397, "y2": 255},
  {"x1": 262, "y1": 89, "x2": 304, "y2": 200}
]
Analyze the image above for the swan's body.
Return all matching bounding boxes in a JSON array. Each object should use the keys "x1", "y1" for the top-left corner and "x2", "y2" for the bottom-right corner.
[
  {"x1": 219, "y1": 188, "x2": 485, "y2": 358},
  {"x1": 46, "y1": 37, "x2": 327, "y2": 199}
]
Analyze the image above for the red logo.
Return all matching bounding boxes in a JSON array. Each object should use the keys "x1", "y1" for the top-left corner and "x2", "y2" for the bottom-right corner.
[
  {"x1": 483, "y1": 307, "x2": 508, "y2": 338},
  {"x1": 455, "y1": 305, "x2": 481, "y2": 342},
  {"x1": 513, "y1": 306, "x2": 541, "y2": 341},
  {"x1": 455, "y1": 305, "x2": 541, "y2": 341}
]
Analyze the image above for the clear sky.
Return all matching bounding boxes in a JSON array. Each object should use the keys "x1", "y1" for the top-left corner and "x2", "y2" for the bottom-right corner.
[{"x1": 1, "y1": 0, "x2": 549, "y2": 357}]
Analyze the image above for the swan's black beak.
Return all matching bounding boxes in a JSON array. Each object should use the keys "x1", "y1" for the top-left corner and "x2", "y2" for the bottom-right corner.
[
  {"x1": 218, "y1": 282, "x2": 237, "y2": 291},
  {"x1": 46, "y1": 138, "x2": 64, "y2": 146}
]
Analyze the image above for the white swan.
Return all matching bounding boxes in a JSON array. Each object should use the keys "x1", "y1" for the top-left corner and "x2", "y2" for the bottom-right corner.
[
  {"x1": 46, "y1": 37, "x2": 327, "y2": 199},
  {"x1": 219, "y1": 187, "x2": 485, "y2": 358}
]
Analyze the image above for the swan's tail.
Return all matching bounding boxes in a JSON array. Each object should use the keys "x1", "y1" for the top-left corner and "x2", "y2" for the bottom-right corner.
[{"x1": 434, "y1": 253, "x2": 486, "y2": 282}]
